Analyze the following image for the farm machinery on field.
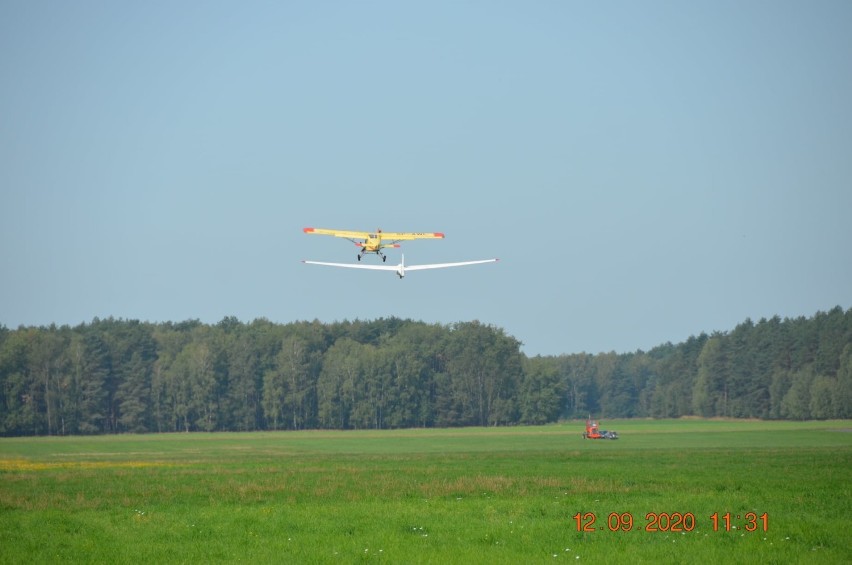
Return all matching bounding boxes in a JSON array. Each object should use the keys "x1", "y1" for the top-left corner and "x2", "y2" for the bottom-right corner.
[{"x1": 583, "y1": 416, "x2": 619, "y2": 439}]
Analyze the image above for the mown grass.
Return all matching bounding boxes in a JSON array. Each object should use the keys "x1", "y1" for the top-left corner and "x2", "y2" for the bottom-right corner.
[{"x1": 1, "y1": 420, "x2": 850, "y2": 564}]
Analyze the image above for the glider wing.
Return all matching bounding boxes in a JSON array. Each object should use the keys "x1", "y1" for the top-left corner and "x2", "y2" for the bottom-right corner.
[
  {"x1": 404, "y1": 258, "x2": 498, "y2": 271},
  {"x1": 301, "y1": 260, "x2": 397, "y2": 271},
  {"x1": 302, "y1": 257, "x2": 498, "y2": 278}
]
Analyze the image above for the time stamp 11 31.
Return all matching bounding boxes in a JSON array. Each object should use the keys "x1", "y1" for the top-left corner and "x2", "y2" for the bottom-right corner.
[{"x1": 573, "y1": 512, "x2": 769, "y2": 533}]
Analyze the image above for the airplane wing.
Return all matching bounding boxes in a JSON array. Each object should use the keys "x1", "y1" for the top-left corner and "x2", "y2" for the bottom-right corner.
[
  {"x1": 302, "y1": 258, "x2": 498, "y2": 278},
  {"x1": 404, "y1": 258, "x2": 498, "y2": 270},
  {"x1": 303, "y1": 228, "x2": 444, "y2": 240},
  {"x1": 379, "y1": 231, "x2": 445, "y2": 241},
  {"x1": 302, "y1": 227, "x2": 371, "y2": 239},
  {"x1": 301, "y1": 260, "x2": 398, "y2": 271}
]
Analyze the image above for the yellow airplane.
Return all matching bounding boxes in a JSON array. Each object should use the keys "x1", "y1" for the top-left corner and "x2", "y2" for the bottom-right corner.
[{"x1": 302, "y1": 227, "x2": 445, "y2": 262}]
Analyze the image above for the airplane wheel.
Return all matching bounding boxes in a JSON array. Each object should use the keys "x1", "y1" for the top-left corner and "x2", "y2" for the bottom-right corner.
[
  {"x1": 357, "y1": 255, "x2": 361, "y2": 261},
  {"x1": 382, "y1": 256, "x2": 387, "y2": 262}
]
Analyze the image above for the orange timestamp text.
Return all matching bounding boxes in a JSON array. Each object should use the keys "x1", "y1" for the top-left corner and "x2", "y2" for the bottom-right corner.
[{"x1": 573, "y1": 512, "x2": 768, "y2": 533}]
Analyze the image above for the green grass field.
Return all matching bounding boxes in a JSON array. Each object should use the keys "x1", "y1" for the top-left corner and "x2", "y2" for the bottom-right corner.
[{"x1": 1, "y1": 420, "x2": 850, "y2": 564}]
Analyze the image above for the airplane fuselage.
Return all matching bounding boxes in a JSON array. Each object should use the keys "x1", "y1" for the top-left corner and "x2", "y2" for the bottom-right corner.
[
  {"x1": 358, "y1": 233, "x2": 383, "y2": 253},
  {"x1": 356, "y1": 230, "x2": 399, "y2": 261}
]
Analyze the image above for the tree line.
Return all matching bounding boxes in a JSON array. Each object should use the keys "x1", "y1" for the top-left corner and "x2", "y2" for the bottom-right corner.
[{"x1": 1, "y1": 307, "x2": 850, "y2": 436}]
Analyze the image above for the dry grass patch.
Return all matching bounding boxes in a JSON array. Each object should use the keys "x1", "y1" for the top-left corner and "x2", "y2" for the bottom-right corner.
[{"x1": 0, "y1": 458, "x2": 171, "y2": 472}]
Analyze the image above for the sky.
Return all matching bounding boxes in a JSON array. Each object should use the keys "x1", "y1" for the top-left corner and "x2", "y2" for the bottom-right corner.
[{"x1": 2, "y1": 1, "x2": 851, "y2": 356}]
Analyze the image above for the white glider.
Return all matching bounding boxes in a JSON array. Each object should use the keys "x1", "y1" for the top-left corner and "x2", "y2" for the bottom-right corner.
[{"x1": 302, "y1": 255, "x2": 498, "y2": 279}]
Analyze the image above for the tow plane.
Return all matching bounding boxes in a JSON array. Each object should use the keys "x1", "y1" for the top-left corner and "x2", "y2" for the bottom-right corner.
[
  {"x1": 303, "y1": 227, "x2": 444, "y2": 262},
  {"x1": 302, "y1": 255, "x2": 498, "y2": 279}
]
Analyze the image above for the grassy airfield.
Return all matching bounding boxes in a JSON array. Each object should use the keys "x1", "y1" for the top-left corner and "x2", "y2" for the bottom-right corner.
[{"x1": 1, "y1": 420, "x2": 850, "y2": 564}]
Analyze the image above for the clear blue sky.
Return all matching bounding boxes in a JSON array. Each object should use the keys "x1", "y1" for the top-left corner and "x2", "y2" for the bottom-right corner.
[{"x1": 2, "y1": 1, "x2": 851, "y2": 356}]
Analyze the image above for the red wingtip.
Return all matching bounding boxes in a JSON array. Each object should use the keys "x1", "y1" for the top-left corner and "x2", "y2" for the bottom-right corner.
[
  {"x1": 435, "y1": 232, "x2": 445, "y2": 238},
  {"x1": 303, "y1": 227, "x2": 315, "y2": 233}
]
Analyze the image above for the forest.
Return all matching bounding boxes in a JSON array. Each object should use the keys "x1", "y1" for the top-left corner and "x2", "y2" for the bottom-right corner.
[{"x1": 1, "y1": 307, "x2": 850, "y2": 436}]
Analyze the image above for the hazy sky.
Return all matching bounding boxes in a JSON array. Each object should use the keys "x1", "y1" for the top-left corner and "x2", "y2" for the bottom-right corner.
[{"x1": 2, "y1": 1, "x2": 851, "y2": 356}]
